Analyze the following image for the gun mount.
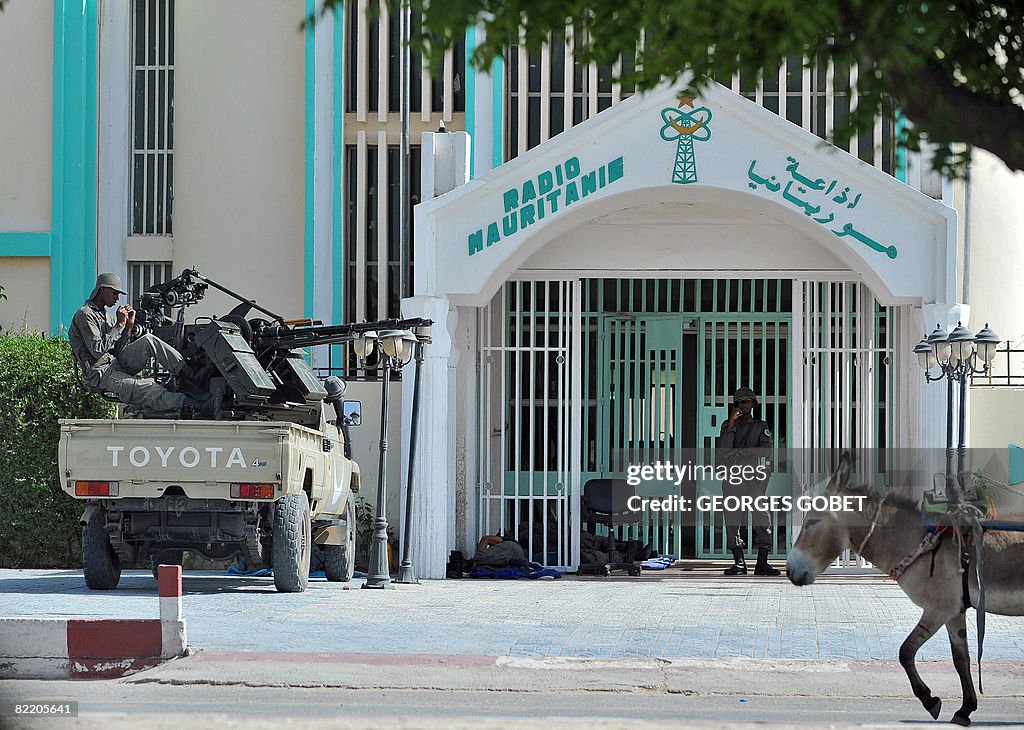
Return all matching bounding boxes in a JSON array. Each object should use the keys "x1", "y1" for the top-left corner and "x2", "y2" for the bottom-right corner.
[{"x1": 131, "y1": 268, "x2": 432, "y2": 424}]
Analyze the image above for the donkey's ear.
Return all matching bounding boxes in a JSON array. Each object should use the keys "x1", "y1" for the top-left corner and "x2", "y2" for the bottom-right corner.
[{"x1": 826, "y1": 452, "x2": 852, "y2": 494}]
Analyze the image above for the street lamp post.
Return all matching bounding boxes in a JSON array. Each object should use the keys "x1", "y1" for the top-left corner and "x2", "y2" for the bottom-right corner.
[
  {"x1": 395, "y1": 322, "x2": 432, "y2": 584},
  {"x1": 914, "y1": 321, "x2": 1000, "y2": 504},
  {"x1": 358, "y1": 329, "x2": 417, "y2": 589}
]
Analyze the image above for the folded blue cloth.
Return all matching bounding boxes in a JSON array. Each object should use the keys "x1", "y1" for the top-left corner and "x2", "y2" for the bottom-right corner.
[{"x1": 640, "y1": 556, "x2": 675, "y2": 570}]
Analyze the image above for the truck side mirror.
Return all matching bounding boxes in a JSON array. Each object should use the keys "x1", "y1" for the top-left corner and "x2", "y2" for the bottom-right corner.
[{"x1": 343, "y1": 400, "x2": 362, "y2": 427}]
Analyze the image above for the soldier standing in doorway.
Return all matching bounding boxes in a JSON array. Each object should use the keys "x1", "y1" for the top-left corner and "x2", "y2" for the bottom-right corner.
[{"x1": 716, "y1": 387, "x2": 780, "y2": 576}]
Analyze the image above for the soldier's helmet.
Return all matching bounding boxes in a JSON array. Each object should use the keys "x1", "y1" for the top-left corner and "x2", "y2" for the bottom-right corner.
[
  {"x1": 89, "y1": 273, "x2": 127, "y2": 300},
  {"x1": 732, "y1": 387, "x2": 759, "y2": 405}
]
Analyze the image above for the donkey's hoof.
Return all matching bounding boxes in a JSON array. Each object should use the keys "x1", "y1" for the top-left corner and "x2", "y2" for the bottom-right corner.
[
  {"x1": 950, "y1": 712, "x2": 971, "y2": 726},
  {"x1": 924, "y1": 697, "x2": 941, "y2": 720}
]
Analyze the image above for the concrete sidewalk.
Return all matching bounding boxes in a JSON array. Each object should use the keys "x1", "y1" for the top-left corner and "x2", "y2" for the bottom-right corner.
[{"x1": 3, "y1": 563, "x2": 1024, "y2": 662}]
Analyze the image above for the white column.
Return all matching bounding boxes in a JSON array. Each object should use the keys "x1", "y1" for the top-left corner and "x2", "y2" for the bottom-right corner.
[
  {"x1": 400, "y1": 295, "x2": 456, "y2": 578},
  {"x1": 97, "y1": 1, "x2": 132, "y2": 279},
  {"x1": 421, "y1": 131, "x2": 471, "y2": 199},
  {"x1": 453, "y1": 305, "x2": 478, "y2": 555}
]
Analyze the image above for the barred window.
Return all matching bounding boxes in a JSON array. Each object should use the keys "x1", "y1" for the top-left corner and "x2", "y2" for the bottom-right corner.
[
  {"x1": 130, "y1": 0, "x2": 175, "y2": 235},
  {"x1": 344, "y1": 142, "x2": 421, "y2": 324},
  {"x1": 345, "y1": 0, "x2": 465, "y2": 116},
  {"x1": 506, "y1": 30, "x2": 633, "y2": 160},
  {"x1": 127, "y1": 261, "x2": 173, "y2": 310},
  {"x1": 740, "y1": 57, "x2": 897, "y2": 176}
]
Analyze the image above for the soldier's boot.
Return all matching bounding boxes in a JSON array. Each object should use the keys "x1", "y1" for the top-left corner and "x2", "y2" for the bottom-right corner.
[
  {"x1": 754, "y1": 548, "x2": 781, "y2": 576},
  {"x1": 723, "y1": 547, "x2": 747, "y2": 576}
]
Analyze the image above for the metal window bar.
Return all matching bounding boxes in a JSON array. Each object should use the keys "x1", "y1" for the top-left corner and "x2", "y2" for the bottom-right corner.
[
  {"x1": 972, "y1": 342, "x2": 1024, "y2": 386},
  {"x1": 130, "y1": 0, "x2": 174, "y2": 236},
  {"x1": 737, "y1": 56, "x2": 898, "y2": 179},
  {"x1": 798, "y1": 280, "x2": 898, "y2": 570},
  {"x1": 505, "y1": 28, "x2": 632, "y2": 160},
  {"x1": 127, "y1": 261, "x2": 173, "y2": 311},
  {"x1": 345, "y1": 0, "x2": 464, "y2": 117},
  {"x1": 478, "y1": 280, "x2": 576, "y2": 568}
]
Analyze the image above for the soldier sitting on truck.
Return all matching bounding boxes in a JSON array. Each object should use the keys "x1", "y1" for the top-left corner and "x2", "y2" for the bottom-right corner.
[{"x1": 69, "y1": 273, "x2": 211, "y2": 416}]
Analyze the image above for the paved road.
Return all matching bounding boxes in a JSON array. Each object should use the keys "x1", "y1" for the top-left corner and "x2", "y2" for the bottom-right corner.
[
  {"x1": 3, "y1": 567, "x2": 1024, "y2": 661},
  {"x1": 5, "y1": 657, "x2": 1024, "y2": 728},
  {"x1": 4, "y1": 567, "x2": 1024, "y2": 727}
]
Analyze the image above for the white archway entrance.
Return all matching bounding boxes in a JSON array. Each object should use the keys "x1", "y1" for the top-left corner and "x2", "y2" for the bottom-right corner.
[{"x1": 404, "y1": 81, "x2": 961, "y2": 577}]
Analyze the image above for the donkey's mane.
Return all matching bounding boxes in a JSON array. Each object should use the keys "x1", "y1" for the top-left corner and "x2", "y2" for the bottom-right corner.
[{"x1": 838, "y1": 482, "x2": 922, "y2": 515}]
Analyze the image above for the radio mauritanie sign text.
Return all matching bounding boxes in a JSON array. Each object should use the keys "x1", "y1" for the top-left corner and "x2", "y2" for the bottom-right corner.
[{"x1": 467, "y1": 155, "x2": 625, "y2": 256}]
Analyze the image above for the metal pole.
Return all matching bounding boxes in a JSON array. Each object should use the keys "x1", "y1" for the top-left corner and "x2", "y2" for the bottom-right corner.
[
  {"x1": 945, "y1": 372, "x2": 957, "y2": 505},
  {"x1": 397, "y1": 0, "x2": 410, "y2": 302},
  {"x1": 957, "y1": 367, "x2": 969, "y2": 496},
  {"x1": 395, "y1": 341, "x2": 423, "y2": 583},
  {"x1": 363, "y1": 357, "x2": 394, "y2": 589}
]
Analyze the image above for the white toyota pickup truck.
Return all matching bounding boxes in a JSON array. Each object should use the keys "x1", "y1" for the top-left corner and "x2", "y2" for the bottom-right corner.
[{"x1": 58, "y1": 414, "x2": 359, "y2": 593}]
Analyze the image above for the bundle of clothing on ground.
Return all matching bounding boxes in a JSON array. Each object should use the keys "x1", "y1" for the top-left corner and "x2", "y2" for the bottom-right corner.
[
  {"x1": 455, "y1": 536, "x2": 561, "y2": 579},
  {"x1": 579, "y1": 530, "x2": 655, "y2": 565}
]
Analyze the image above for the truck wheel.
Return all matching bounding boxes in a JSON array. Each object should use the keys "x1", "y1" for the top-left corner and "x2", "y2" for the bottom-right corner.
[
  {"x1": 273, "y1": 492, "x2": 311, "y2": 592},
  {"x1": 151, "y1": 550, "x2": 184, "y2": 580},
  {"x1": 324, "y1": 500, "x2": 356, "y2": 582},
  {"x1": 82, "y1": 511, "x2": 121, "y2": 590}
]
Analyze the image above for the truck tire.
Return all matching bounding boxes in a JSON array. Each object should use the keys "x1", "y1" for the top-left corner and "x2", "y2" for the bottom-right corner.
[
  {"x1": 82, "y1": 511, "x2": 121, "y2": 590},
  {"x1": 273, "y1": 492, "x2": 311, "y2": 592},
  {"x1": 151, "y1": 550, "x2": 184, "y2": 580},
  {"x1": 324, "y1": 500, "x2": 356, "y2": 582}
]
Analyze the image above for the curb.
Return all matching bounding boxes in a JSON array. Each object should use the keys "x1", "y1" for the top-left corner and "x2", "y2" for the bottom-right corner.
[{"x1": 0, "y1": 565, "x2": 187, "y2": 679}]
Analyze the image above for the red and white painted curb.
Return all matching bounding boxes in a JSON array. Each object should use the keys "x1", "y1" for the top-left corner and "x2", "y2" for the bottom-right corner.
[{"x1": 0, "y1": 565, "x2": 187, "y2": 679}]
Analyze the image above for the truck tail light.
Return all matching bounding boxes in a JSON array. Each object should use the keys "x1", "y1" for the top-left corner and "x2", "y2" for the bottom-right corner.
[
  {"x1": 75, "y1": 481, "x2": 119, "y2": 497},
  {"x1": 231, "y1": 483, "x2": 275, "y2": 499}
]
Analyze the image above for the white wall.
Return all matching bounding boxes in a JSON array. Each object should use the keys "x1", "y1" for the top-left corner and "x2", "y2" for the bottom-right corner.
[
  {"x1": 343, "y1": 381, "x2": 404, "y2": 532},
  {"x1": 965, "y1": 151, "x2": 1024, "y2": 452},
  {"x1": 0, "y1": 2, "x2": 53, "y2": 335},
  {"x1": 0, "y1": 1, "x2": 52, "y2": 231},
  {"x1": 0, "y1": 259, "x2": 50, "y2": 334},
  {"x1": 523, "y1": 199, "x2": 846, "y2": 273},
  {"x1": 971, "y1": 388, "x2": 1024, "y2": 449},
  {"x1": 966, "y1": 150, "x2": 1024, "y2": 344},
  {"x1": 172, "y1": 0, "x2": 306, "y2": 321}
]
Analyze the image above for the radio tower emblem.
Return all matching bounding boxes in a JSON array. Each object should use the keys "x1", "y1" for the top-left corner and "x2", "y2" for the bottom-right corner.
[{"x1": 660, "y1": 93, "x2": 713, "y2": 184}]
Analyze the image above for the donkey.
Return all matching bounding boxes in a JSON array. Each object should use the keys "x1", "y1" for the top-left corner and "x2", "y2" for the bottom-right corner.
[{"x1": 787, "y1": 453, "x2": 1024, "y2": 726}]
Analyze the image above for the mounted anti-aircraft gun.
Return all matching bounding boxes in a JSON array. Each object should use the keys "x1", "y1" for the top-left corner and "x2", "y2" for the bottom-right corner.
[
  {"x1": 59, "y1": 267, "x2": 433, "y2": 593},
  {"x1": 130, "y1": 267, "x2": 430, "y2": 425}
]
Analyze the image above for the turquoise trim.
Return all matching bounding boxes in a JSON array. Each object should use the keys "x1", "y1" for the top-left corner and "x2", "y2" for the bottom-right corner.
[
  {"x1": 303, "y1": 0, "x2": 316, "y2": 319},
  {"x1": 464, "y1": 27, "x2": 476, "y2": 179},
  {"x1": 0, "y1": 232, "x2": 52, "y2": 257},
  {"x1": 331, "y1": 7, "x2": 345, "y2": 365},
  {"x1": 51, "y1": 0, "x2": 98, "y2": 334},
  {"x1": 895, "y1": 111, "x2": 907, "y2": 183},
  {"x1": 491, "y1": 57, "x2": 504, "y2": 169}
]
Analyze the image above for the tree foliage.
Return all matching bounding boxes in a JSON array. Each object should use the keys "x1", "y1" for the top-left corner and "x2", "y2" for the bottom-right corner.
[
  {"x1": 318, "y1": 0, "x2": 1024, "y2": 175},
  {"x1": 0, "y1": 334, "x2": 116, "y2": 567}
]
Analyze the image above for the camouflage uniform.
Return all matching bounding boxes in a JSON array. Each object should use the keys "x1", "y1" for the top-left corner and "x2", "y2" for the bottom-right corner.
[
  {"x1": 718, "y1": 414, "x2": 773, "y2": 551},
  {"x1": 69, "y1": 299, "x2": 188, "y2": 413}
]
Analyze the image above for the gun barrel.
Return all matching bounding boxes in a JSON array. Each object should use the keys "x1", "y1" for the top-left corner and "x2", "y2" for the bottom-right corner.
[{"x1": 254, "y1": 317, "x2": 434, "y2": 348}]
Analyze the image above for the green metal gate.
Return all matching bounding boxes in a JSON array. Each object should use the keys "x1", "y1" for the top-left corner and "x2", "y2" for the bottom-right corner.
[
  {"x1": 596, "y1": 314, "x2": 687, "y2": 557},
  {"x1": 475, "y1": 278, "x2": 896, "y2": 568},
  {"x1": 694, "y1": 316, "x2": 791, "y2": 558},
  {"x1": 588, "y1": 279, "x2": 792, "y2": 560}
]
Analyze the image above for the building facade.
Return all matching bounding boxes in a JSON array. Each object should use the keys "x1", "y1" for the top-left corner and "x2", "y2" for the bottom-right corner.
[{"x1": 2, "y1": 1, "x2": 1023, "y2": 577}]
